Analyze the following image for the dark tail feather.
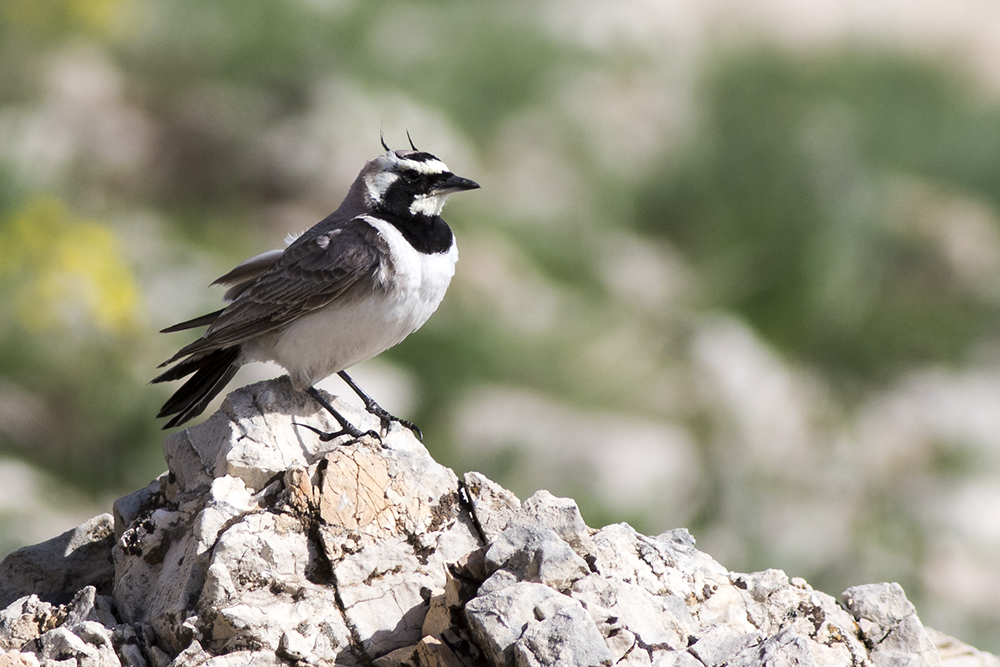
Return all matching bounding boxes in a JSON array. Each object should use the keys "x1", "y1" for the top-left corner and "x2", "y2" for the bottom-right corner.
[
  {"x1": 152, "y1": 351, "x2": 216, "y2": 383},
  {"x1": 156, "y1": 347, "x2": 241, "y2": 429},
  {"x1": 160, "y1": 308, "x2": 225, "y2": 333}
]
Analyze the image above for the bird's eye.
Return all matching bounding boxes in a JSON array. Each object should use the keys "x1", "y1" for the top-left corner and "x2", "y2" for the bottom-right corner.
[{"x1": 401, "y1": 171, "x2": 419, "y2": 184}]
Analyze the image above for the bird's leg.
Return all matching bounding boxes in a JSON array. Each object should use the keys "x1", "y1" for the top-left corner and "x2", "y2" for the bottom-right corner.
[
  {"x1": 298, "y1": 386, "x2": 380, "y2": 443},
  {"x1": 338, "y1": 371, "x2": 423, "y2": 440}
]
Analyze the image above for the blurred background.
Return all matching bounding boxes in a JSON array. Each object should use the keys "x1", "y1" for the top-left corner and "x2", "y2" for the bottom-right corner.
[{"x1": 2, "y1": 0, "x2": 1000, "y2": 651}]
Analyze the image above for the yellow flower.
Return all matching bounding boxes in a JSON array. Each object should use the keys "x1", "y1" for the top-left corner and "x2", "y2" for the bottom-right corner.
[
  {"x1": 0, "y1": 198, "x2": 140, "y2": 334},
  {"x1": 1, "y1": 0, "x2": 127, "y2": 38},
  {"x1": 67, "y1": 0, "x2": 121, "y2": 34}
]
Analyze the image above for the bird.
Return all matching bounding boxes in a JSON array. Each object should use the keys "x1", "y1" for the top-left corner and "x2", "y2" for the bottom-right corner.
[{"x1": 152, "y1": 138, "x2": 479, "y2": 441}]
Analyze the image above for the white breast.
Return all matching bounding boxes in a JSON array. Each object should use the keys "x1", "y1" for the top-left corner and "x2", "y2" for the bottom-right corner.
[{"x1": 251, "y1": 216, "x2": 458, "y2": 390}]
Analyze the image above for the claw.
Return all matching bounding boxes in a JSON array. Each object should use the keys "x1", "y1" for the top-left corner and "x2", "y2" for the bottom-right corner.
[
  {"x1": 293, "y1": 422, "x2": 344, "y2": 442},
  {"x1": 337, "y1": 371, "x2": 424, "y2": 441},
  {"x1": 294, "y1": 421, "x2": 380, "y2": 443},
  {"x1": 374, "y1": 410, "x2": 422, "y2": 440},
  {"x1": 303, "y1": 386, "x2": 384, "y2": 443}
]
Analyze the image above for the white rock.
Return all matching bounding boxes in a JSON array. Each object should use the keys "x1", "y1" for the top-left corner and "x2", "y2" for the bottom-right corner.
[
  {"x1": 571, "y1": 574, "x2": 689, "y2": 650},
  {"x1": 0, "y1": 378, "x2": 995, "y2": 667},
  {"x1": 194, "y1": 650, "x2": 285, "y2": 667},
  {"x1": 726, "y1": 628, "x2": 814, "y2": 667},
  {"x1": 114, "y1": 380, "x2": 481, "y2": 664},
  {"x1": 276, "y1": 629, "x2": 310, "y2": 662},
  {"x1": 843, "y1": 583, "x2": 941, "y2": 667},
  {"x1": 520, "y1": 490, "x2": 594, "y2": 556},
  {"x1": 465, "y1": 582, "x2": 564, "y2": 666},
  {"x1": 32, "y1": 625, "x2": 117, "y2": 667},
  {"x1": 463, "y1": 471, "x2": 522, "y2": 543},
  {"x1": 512, "y1": 596, "x2": 613, "y2": 667},
  {"x1": 64, "y1": 587, "x2": 118, "y2": 629},
  {"x1": 485, "y1": 522, "x2": 591, "y2": 591},
  {"x1": 687, "y1": 626, "x2": 764, "y2": 667},
  {"x1": 479, "y1": 569, "x2": 521, "y2": 596}
]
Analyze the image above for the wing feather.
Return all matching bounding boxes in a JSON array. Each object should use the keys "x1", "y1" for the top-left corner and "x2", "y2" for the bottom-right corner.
[{"x1": 161, "y1": 218, "x2": 388, "y2": 365}]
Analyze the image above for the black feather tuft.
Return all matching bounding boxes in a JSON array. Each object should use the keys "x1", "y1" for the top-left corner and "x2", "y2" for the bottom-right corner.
[{"x1": 156, "y1": 346, "x2": 241, "y2": 428}]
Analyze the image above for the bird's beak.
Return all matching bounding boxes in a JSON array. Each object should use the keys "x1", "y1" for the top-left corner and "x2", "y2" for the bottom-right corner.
[{"x1": 433, "y1": 174, "x2": 481, "y2": 195}]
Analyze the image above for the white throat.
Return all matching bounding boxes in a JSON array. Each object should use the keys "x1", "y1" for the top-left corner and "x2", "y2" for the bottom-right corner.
[{"x1": 409, "y1": 193, "x2": 449, "y2": 217}]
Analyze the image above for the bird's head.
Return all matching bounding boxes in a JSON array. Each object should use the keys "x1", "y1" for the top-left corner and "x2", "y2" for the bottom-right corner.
[{"x1": 361, "y1": 148, "x2": 480, "y2": 218}]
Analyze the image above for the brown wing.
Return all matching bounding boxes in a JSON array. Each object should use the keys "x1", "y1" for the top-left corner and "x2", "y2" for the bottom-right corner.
[{"x1": 160, "y1": 218, "x2": 388, "y2": 365}]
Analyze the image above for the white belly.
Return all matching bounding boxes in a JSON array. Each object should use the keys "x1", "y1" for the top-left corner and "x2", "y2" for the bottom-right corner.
[{"x1": 247, "y1": 217, "x2": 457, "y2": 390}]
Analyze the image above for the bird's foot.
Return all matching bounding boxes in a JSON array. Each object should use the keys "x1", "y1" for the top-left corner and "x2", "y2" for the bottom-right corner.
[
  {"x1": 366, "y1": 404, "x2": 423, "y2": 441},
  {"x1": 294, "y1": 421, "x2": 380, "y2": 444},
  {"x1": 303, "y1": 386, "x2": 381, "y2": 444},
  {"x1": 336, "y1": 371, "x2": 423, "y2": 441}
]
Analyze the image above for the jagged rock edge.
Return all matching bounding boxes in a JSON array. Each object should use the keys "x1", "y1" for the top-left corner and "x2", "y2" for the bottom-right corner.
[{"x1": 0, "y1": 379, "x2": 994, "y2": 667}]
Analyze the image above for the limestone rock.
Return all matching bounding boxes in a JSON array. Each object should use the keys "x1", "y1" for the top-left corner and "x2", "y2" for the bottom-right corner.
[
  {"x1": 484, "y1": 522, "x2": 591, "y2": 591},
  {"x1": 462, "y1": 471, "x2": 521, "y2": 543},
  {"x1": 111, "y1": 378, "x2": 481, "y2": 664},
  {"x1": 843, "y1": 583, "x2": 941, "y2": 667},
  {"x1": 0, "y1": 377, "x2": 994, "y2": 667},
  {"x1": 0, "y1": 587, "x2": 121, "y2": 667},
  {"x1": 0, "y1": 515, "x2": 114, "y2": 609},
  {"x1": 512, "y1": 594, "x2": 614, "y2": 667}
]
